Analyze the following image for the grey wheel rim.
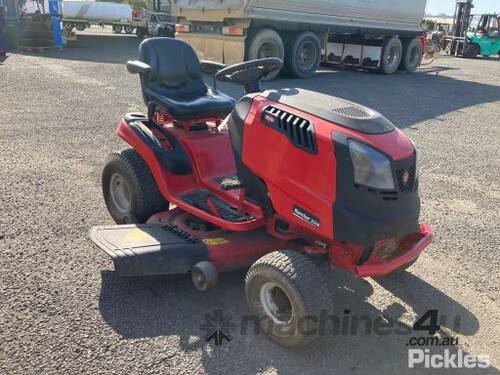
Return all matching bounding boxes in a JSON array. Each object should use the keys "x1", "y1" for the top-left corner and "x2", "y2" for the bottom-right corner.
[
  {"x1": 260, "y1": 282, "x2": 293, "y2": 325},
  {"x1": 297, "y1": 40, "x2": 317, "y2": 71},
  {"x1": 386, "y1": 46, "x2": 398, "y2": 66},
  {"x1": 109, "y1": 173, "x2": 131, "y2": 214},
  {"x1": 258, "y1": 42, "x2": 278, "y2": 58}
]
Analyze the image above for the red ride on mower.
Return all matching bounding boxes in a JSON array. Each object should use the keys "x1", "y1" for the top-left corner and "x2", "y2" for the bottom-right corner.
[{"x1": 90, "y1": 38, "x2": 432, "y2": 347}]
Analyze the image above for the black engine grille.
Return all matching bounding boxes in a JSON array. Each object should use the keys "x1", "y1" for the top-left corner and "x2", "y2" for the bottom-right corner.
[{"x1": 261, "y1": 105, "x2": 316, "y2": 153}]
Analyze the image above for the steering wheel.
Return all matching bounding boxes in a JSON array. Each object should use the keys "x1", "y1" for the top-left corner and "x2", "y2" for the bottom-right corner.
[{"x1": 215, "y1": 58, "x2": 283, "y2": 87}]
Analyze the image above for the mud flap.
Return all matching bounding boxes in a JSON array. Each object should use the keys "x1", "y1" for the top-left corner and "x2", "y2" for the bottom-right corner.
[{"x1": 90, "y1": 224, "x2": 209, "y2": 277}]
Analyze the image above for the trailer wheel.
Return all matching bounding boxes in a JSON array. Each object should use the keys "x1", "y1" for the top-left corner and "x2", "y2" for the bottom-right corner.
[
  {"x1": 63, "y1": 22, "x2": 74, "y2": 31},
  {"x1": 124, "y1": 26, "x2": 134, "y2": 34},
  {"x1": 246, "y1": 28, "x2": 284, "y2": 80},
  {"x1": 75, "y1": 23, "x2": 86, "y2": 31},
  {"x1": 400, "y1": 38, "x2": 423, "y2": 72},
  {"x1": 463, "y1": 43, "x2": 480, "y2": 58},
  {"x1": 284, "y1": 31, "x2": 321, "y2": 78},
  {"x1": 380, "y1": 37, "x2": 403, "y2": 74},
  {"x1": 102, "y1": 149, "x2": 169, "y2": 224},
  {"x1": 112, "y1": 25, "x2": 123, "y2": 34},
  {"x1": 245, "y1": 250, "x2": 332, "y2": 347}
]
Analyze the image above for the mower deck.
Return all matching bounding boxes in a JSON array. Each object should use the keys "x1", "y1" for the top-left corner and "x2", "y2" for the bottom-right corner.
[{"x1": 91, "y1": 209, "x2": 290, "y2": 276}]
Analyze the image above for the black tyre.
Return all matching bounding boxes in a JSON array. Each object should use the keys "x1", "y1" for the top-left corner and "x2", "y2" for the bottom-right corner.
[
  {"x1": 380, "y1": 37, "x2": 403, "y2": 74},
  {"x1": 284, "y1": 31, "x2": 321, "y2": 78},
  {"x1": 400, "y1": 38, "x2": 423, "y2": 72},
  {"x1": 63, "y1": 22, "x2": 74, "y2": 31},
  {"x1": 112, "y1": 25, "x2": 123, "y2": 34},
  {"x1": 136, "y1": 27, "x2": 146, "y2": 38},
  {"x1": 102, "y1": 149, "x2": 169, "y2": 224},
  {"x1": 463, "y1": 43, "x2": 480, "y2": 59},
  {"x1": 124, "y1": 26, "x2": 134, "y2": 34},
  {"x1": 246, "y1": 28, "x2": 284, "y2": 80},
  {"x1": 75, "y1": 23, "x2": 86, "y2": 31},
  {"x1": 245, "y1": 250, "x2": 332, "y2": 347}
]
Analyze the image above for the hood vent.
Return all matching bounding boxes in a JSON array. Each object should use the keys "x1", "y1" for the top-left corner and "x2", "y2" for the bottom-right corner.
[
  {"x1": 261, "y1": 106, "x2": 316, "y2": 154},
  {"x1": 332, "y1": 105, "x2": 370, "y2": 119}
]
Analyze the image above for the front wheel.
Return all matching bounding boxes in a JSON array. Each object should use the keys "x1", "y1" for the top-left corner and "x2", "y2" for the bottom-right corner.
[
  {"x1": 124, "y1": 26, "x2": 134, "y2": 34},
  {"x1": 245, "y1": 250, "x2": 332, "y2": 347},
  {"x1": 102, "y1": 149, "x2": 169, "y2": 224}
]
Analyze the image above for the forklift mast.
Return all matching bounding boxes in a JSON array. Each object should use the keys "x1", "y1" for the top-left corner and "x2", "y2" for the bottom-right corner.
[{"x1": 452, "y1": 0, "x2": 474, "y2": 37}]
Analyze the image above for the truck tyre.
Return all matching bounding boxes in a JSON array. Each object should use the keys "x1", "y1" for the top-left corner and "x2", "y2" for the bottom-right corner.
[
  {"x1": 400, "y1": 37, "x2": 422, "y2": 72},
  {"x1": 75, "y1": 23, "x2": 86, "y2": 31},
  {"x1": 102, "y1": 149, "x2": 169, "y2": 224},
  {"x1": 124, "y1": 26, "x2": 134, "y2": 34},
  {"x1": 63, "y1": 22, "x2": 74, "y2": 31},
  {"x1": 136, "y1": 27, "x2": 146, "y2": 38},
  {"x1": 246, "y1": 28, "x2": 284, "y2": 80},
  {"x1": 284, "y1": 31, "x2": 321, "y2": 78},
  {"x1": 245, "y1": 250, "x2": 332, "y2": 347},
  {"x1": 112, "y1": 25, "x2": 123, "y2": 34},
  {"x1": 380, "y1": 37, "x2": 403, "y2": 74},
  {"x1": 463, "y1": 43, "x2": 480, "y2": 58}
]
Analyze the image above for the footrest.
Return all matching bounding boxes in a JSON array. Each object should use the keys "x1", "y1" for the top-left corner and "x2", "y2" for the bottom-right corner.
[{"x1": 181, "y1": 190, "x2": 253, "y2": 223}]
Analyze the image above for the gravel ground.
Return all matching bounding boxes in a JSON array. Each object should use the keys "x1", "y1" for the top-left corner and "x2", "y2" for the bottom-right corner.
[{"x1": 0, "y1": 28, "x2": 499, "y2": 374}]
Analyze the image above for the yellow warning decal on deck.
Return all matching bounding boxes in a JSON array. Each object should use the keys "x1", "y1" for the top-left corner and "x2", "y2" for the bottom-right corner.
[
  {"x1": 202, "y1": 237, "x2": 229, "y2": 246},
  {"x1": 125, "y1": 229, "x2": 152, "y2": 242}
]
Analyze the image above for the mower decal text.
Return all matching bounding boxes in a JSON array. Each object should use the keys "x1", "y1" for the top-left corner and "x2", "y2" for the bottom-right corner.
[
  {"x1": 202, "y1": 237, "x2": 230, "y2": 246},
  {"x1": 293, "y1": 206, "x2": 320, "y2": 228}
]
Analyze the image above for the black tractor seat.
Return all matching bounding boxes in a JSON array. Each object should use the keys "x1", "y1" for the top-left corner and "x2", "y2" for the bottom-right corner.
[{"x1": 137, "y1": 38, "x2": 235, "y2": 121}]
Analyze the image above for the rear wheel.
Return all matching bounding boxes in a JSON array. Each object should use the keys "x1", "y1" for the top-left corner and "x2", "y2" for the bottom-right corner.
[
  {"x1": 284, "y1": 31, "x2": 321, "y2": 78},
  {"x1": 246, "y1": 28, "x2": 284, "y2": 80},
  {"x1": 245, "y1": 250, "x2": 332, "y2": 347},
  {"x1": 124, "y1": 26, "x2": 134, "y2": 34},
  {"x1": 102, "y1": 149, "x2": 169, "y2": 224},
  {"x1": 400, "y1": 37, "x2": 423, "y2": 72},
  {"x1": 63, "y1": 22, "x2": 74, "y2": 31},
  {"x1": 463, "y1": 43, "x2": 480, "y2": 58},
  {"x1": 112, "y1": 25, "x2": 123, "y2": 34},
  {"x1": 75, "y1": 23, "x2": 86, "y2": 31},
  {"x1": 380, "y1": 37, "x2": 403, "y2": 74}
]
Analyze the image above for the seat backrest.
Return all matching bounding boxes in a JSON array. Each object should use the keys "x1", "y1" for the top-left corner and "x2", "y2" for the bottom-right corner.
[{"x1": 138, "y1": 38, "x2": 207, "y2": 103}]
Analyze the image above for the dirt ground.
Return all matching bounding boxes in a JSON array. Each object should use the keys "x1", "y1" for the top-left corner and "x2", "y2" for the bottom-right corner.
[{"x1": 0, "y1": 28, "x2": 499, "y2": 374}]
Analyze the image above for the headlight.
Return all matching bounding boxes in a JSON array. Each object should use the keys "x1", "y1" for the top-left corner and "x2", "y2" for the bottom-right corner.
[{"x1": 348, "y1": 139, "x2": 395, "y2": 190}]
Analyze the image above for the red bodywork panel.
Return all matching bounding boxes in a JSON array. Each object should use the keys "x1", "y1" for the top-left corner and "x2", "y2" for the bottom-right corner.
[
  {"x1": 117, "y1": 119, "x2": 265, "y2": 231},
  {"x1": 242, "y1": 95, "x2": 415, "y2": 240}
]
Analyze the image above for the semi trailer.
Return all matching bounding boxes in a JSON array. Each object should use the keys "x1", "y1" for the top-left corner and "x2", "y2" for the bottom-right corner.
[
  {"x1": 172, "y1": 0, "x2": 428, "y2": 78},
  {"x1": 61, "y1": 1, "x2": 134, "y2": 33}
]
